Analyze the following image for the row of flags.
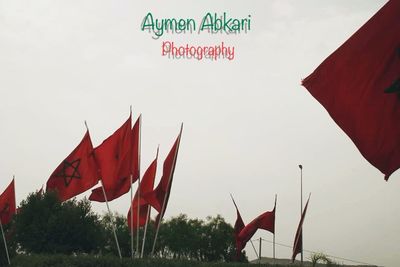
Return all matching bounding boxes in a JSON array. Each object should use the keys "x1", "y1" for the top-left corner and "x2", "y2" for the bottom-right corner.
[
  {"x1": 231, "y1": 193, "x2": 310, "y2": 262},
  {"x1": 47, "y1": 114, "x2": 141, "y2": 203},
  {"x1": 44, "y1": 112, "x2": 182, "y2": 233},
  {"x1": 0, "y1": 111, "x2": 183, "y2": 261}
]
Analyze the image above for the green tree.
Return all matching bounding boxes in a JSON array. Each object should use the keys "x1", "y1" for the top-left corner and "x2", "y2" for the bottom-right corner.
[
  {"x1": 101, "y1": 212, "x2": 132, "y2": 257},
  {"x1": 149, "y1": 214, "x2": 246, "y2": 262},
  {"x1": 202, "y1": 215, "x2": 237, "y2": 262},
  {"x1": 14, "y1": 191, "x2": 103, "y2": 254},
  {"x1": 160, "y1": 214, "x2": 201, "y2": 259}
]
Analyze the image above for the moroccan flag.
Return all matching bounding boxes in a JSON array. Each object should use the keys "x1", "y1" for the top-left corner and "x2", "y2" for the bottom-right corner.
[
  {"x1": 302, "y1": 0, "x2": 400, "y2": 180},
  {"x1": 143, "y1": 124, "x2": 183, "y2": 224},
  {"x1": 127, "y1": 148, "x2": 158, "y2": 230},
  {"x1": 89, "y1": 115, "x2": 133, "y2": 202},
  {"x1": 46, "y1": 131, "x2": 99, "y2": 202},
  {"x1": 0, "y1": 179, "x2": 16, "y2": 225},
  {"x1": 230, "y1": 194, "x2": 245, "y2": 258},
  {"x1": 237, "y1": 196, "x2": 276, "y2": 252},
  {"x1": 292, "y1": 195, "x2": 311, "y2": 262}
]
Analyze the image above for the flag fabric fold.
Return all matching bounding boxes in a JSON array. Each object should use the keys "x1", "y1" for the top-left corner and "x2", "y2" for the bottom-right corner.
[
  {"x1": 0, "y1": 179, "x2": 16, "y2": 225},
  {"x1": 142, "y1": 125, "x2": 183, "y2": 225},
  {"x1": 127, "y1": 150, "x2": 158, "y2": 230},
  {"x1": 89, "y1": 115, "x2": 136, "y2": 202},
  {"x1": 292, "y1": 195, "x2": 311, "y2": 262},
  {"x1": 302, "y1": 0, "x2": 400, "y2": 180},
  {"x1": 46, "y1": 131, "x2": 99, "y2": 202},
  {"x1": 237, "y1": 198, "x2": 276, "y2": 253}
]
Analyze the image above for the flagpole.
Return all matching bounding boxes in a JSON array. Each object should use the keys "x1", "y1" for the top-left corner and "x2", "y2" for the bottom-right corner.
[
  {"x1": 129, "y1": 107, "x2": 135, "y2": 259},
  {"x1": 258, "y1": 237, "x2": 262, "y2": 264},
  {"x1": 85, "y1": 121, "x2": 122, "y2": 259},
  {"x1": 141, "y1": 146, "x2": 159, "y2": 258},
  {"x1": 130, "y1": 174, "x2": 134, "y2": 259},
  {"x1": 100, "y1": 180, "x2": 122, "y2": 259},
  {"x1": 299, "y1": 164, "x2": 303, "y2": 265},
  {"x1": 151, "y1": 124, "x2": 183, "y2": 256},
  {"x1": 0, "y1": 218, "x2": 10, "y2": 265},
  {"x1": 250, "y1": 240, "x2": 259, "y2": 259},
  {"x1": 273, "y1": 233, "x2": 275, "y2": 260},
  {"x1": 140, "y1": 205, "x2": 151, "y2": 258},
  {"x1": 273, "y1": 194, "x2": 277, "y2": 261},
  {"x1": 136, "y1": 114, "x2": 142, "y2": 258}
]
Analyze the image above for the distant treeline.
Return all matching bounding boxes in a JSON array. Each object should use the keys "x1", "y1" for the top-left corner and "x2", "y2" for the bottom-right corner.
[{"x1": 0, "y1": 191, "x2": 247, "y2": 265}]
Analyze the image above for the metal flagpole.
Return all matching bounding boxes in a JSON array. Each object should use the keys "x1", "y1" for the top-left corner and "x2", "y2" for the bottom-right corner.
[
  {"x1": 130, "y1": 174, "x2": 134, "y2": 259},
  {"x1": 85, "y1": 121, "x2": 122, "y2": 259},
  {"x1": 250, "y1": 240, "x2": 259, "y2": 259},
  {"x1": 141, "y1": 146, "x2": 159, "y2": 258},
  {"x1": 136, "y1": 114, "x2": 142, "y2": 258},
  {"x1": 258, "y1": 237, "x2": 262, "y2": 264},
  {"x1": 140, "y1": 205, "x2": 151, "y2": 258},
  {"x1": 129, "y1": 107, "x2": 135, "y2": 259},
  {"x1": 101, "y1": 180, "x2": 122, "y2": 259},
  {"x1": 273, "y1": 194, "x2": 277, "y2": 261},
  {"x1": 150, "y1": 171, "x2": 171, "y2": 255},
  {"x1": 273, "y1": 233, "x2": 275, "y2": 261},
  {"x1": 151, "y1": 124, "x2": 183, "y2": 256},
  {"x1": 135, "y1": 178, "x2": 140, "y2": 258},
  {"x1": 130, "y1": 107, "x2": 134, "y2": 259},
  {"x1": 299, "y1": 164, "x2": 303, "y2": 265},
  {"x1": 0, "y1": 218, "x2": 10, "y2": 265},
  {"x1": 150, "y1": 178, "x2": 168, "y2": 255}
]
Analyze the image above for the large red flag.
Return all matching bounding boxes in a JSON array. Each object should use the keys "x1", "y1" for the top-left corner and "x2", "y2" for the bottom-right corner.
[
  {"x1": 292, "y1": 195, "x2": 311, "y2": 262},
  {"x1": 46, "y1": 131, "x2": 99, "y2": 202},
  {"x1": 89, "y1": 115, "x2": 134, "y2": 202},
  {"x1": 0, "y1": 179, "x2": 16, "y2": 225},
  {"x1": 143, "y1": 125, "x2": 183, "y2": 224},
  {"x1": 230, "y1": 195, "x2": 245, "y2": 258},
  {"x1": 302, "y1": 0, "x2": 400, "y2": 180},
  {"x1": 127, "y1": 148, "x2": 158, "y2": 230},
  {"x1": 237, "y1": 197, "x2": 276, "y2": 253}
]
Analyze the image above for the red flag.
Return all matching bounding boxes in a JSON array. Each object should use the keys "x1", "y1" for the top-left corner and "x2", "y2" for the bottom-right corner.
[
  {"x1": 46, "y1": 131, "x2": 99, "y2": 202},
  {"x1": 131, "y1": 115, "x2": 141, "y2": 182},
  {"x1": 127, "y1": 148, "x2": 158, "y2": 230},
  {"x1": 302, "y1": 0, "x2": 400, "y2": 180},
  {"x1": 0, "y1": 179, "x2": 16, "y2": 225},
  {"x1": 230, "y1": 195, "x2": 245, "y2": 258},
  {"x1": 237, "y1": 197, "x2": 276, "y2": 253},
  {"x1": 292, "y1": 195, "x2": 311, "y2": 262},
  {"x1": 89, "y1": 115, "x2": 133, "y2": 202},
  {"x1": 143, "y1": 124, "x2": 183, "y2": 224}
]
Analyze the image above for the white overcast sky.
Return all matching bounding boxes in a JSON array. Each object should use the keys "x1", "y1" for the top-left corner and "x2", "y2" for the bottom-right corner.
[{"x1": 1, "y1": 0, "x2": 398, "y2": 266}]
